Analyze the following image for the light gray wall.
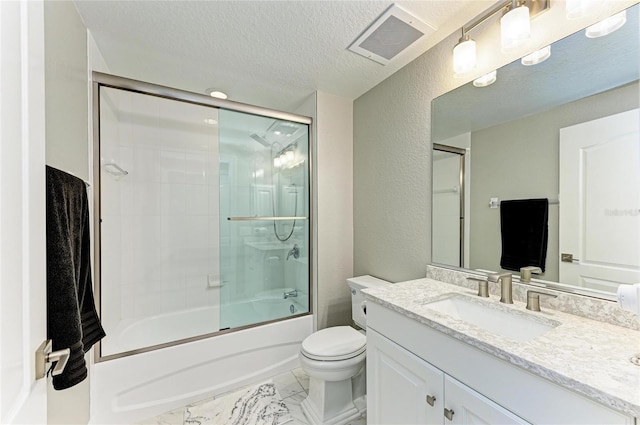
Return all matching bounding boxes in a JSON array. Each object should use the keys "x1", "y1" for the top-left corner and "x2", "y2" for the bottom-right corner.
[
  {"x1": 44, "y1": 2, "x2": 90, "y2": 424},
  {"x1": 469, "y1": 82, "x2": 639, "y2": 281},
  {"x1": 45, "y1": 1, "x2": 89, "y2": 180},
  {"x1": 316, "y1": 92, "x2": 354, "y2": 329},
  {"x1": 352, "y1": 2, "x2": 637, "y2": 282},
  {"x1": 353, "y1": 30, "x2": 462, "y2": 282},
  {"x1": 294, "y1": 91, "x2": 354, "y2": 330}
]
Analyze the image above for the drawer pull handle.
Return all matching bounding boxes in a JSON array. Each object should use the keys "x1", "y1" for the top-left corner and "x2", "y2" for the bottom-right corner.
[
  {"x1": 444, "y1": 408, "x2": 455, "y2": 421},
  {"x1": 426, "y1": 395, "x2": 436, "y2": 406}
]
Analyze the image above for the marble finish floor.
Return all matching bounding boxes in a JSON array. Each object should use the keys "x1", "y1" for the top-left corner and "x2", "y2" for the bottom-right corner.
[{"x1": 139, "y1": 368, "x2": 367, "y2": 425}]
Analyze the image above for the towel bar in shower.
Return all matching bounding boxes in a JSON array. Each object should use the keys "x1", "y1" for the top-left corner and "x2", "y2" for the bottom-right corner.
[{"x1": 227, "y1": 216, "x2": 309, "y2": 221}]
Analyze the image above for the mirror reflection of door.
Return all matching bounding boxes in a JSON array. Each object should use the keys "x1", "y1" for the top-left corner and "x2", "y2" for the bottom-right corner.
[
  {"x1": 559, "y1": 108, "x2": 640, "y2": 291},
  {"x1": 432, "y1": 144, "x2": 467, "y2": 268}
]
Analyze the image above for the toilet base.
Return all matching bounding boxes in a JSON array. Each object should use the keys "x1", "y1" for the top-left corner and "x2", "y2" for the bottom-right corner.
[{"x1": 300, "y1": 377, "x2": 363, "y2": 425}]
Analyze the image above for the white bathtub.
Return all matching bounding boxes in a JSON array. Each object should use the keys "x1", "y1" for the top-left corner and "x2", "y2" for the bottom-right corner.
[{"x1": 90, "y1": 300, "x2": 312, "y2": 424}]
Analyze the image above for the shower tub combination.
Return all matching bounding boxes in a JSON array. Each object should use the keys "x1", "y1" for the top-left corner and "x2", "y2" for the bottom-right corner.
[{"x1": 90, "y1": 73, "x2": 313, "y2": 424}]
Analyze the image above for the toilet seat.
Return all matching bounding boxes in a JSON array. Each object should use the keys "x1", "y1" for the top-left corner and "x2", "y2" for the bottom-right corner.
[{"x1": 301, "y1": 326, "x2": 366, "y2": 361}]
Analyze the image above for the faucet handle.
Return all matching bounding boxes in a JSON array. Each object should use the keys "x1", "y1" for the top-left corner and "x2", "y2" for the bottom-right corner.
[
  {"x1": 466, "y1": 277, "x2": 489, "y2": 298},
  {"x1": 488, "y1": 272, "x2": 512, "y2": 283},
  {"x1": 520, "y1": 266, "x2": 542, "y2": 283},
  {"x1": 526, "y1": 290, "x2": 557, "y2": 312}
]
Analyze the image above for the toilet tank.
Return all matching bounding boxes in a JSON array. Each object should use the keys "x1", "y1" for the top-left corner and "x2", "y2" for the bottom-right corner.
[{"x1": 347, "y1": 275, "x2": 391, "y2": 329}]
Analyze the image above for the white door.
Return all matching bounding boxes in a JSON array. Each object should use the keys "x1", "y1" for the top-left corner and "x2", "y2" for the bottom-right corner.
[
  {"x1": 559, "y1": 109, "x2": 640, "y2": 292},
  {"x1": 367, "y1": 328, "x2": 444, "y2": 425},
  {"x1": 443, "y1": 376, "x2": 530, "y2": 425},
  {"x1": 0, "y1": 0, "x2": 48, "y2": 423}
]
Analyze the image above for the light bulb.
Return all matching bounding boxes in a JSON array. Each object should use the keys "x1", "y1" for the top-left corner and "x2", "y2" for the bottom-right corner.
[
  {"x1": 521, "y1": 45, "x2": 551, "y2": 66},
  {"x1": 279, "y1": 153, "x2": 287, "y2": 165},
  {"x1": 566, "y1": 0, "x2": 602, "y2": 19},
  {"x1": 274, "y1": 157, "x2": 281, "y2": 168},
  {"x1": 453, "y1": 36, "x2": 476, "y2": 76},
  {"x1": 285, "y1": 150, "x2": 295, "y2": 162},
  {"x1": 473, "y1": 70, "x2": 497, "y2": 87},
  {"x1": 585, "y1": 10, "x2": 627, "y2": 38},
  {"x1": 501, "y1": 5, "x2": 530, "y2": 52}
]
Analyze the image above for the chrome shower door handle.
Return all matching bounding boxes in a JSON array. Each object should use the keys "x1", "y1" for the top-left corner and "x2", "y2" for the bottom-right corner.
[{"x1": 35, "y1": 339, "x2": 71, "y2": 379}]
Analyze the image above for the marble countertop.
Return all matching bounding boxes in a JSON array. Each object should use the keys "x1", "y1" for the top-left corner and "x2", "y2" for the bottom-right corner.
[{"x1": 364, "y1": 278, "x2": 640, "y2": 418}]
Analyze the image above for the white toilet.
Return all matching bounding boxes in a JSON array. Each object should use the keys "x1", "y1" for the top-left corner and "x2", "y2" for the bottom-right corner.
[{"x1": 299, "y1": 275, "x2": 390, "y2": 425}]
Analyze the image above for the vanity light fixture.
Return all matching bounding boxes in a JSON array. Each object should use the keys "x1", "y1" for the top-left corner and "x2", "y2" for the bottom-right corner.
[
  {"x1": 206, "y1": 88, "x2": 228, "y2": 100},
  {"x1": 473, "y1": 70, "x2": 497, "y2": 87},
  {"x1": 521, "y1": 45, "x2": 551, "y2": 66},
  {"x1": 501, "y1": 1, "x2": 531, "y2": 51},
  {"x1": 453, "y1": 33, "x2": 477, "y2": 76},
  {"x1": 452, "y1": 0, "x2": 549, "y2": 76},
  {"x1": 585, "y1": 10, "x2": 627, "y2": 38}
]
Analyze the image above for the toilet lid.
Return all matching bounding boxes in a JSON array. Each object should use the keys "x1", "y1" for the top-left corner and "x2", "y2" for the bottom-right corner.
[{"x1": 301, "y1": 326, "x2": 366, "y2": 361}]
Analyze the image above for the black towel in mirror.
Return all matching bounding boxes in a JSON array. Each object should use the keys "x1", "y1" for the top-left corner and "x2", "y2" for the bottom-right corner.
[
  {"x1": 499, "y1": 198, "x2": 549, "y2": 273},
  {"x1": 46, "y1": 166, "x2": 105, "y2": 390}
]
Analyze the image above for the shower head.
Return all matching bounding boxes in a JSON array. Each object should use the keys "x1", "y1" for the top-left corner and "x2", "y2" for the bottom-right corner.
[{"x1": 250, "y1": 133, "x2": 271, "y2": 147}]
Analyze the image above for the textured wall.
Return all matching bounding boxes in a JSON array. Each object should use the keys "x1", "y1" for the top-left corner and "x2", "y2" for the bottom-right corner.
[
  {"x1": 354, "y1": 30, "x2": 459, "y2": 282},
  {"x1": 353, "y1": 1, "x2": 637, "y2": 282}
]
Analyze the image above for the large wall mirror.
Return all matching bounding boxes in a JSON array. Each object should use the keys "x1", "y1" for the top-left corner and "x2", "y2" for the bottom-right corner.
[{"x1": 431, "y1": 4, "x2": 639, "y2": 300}]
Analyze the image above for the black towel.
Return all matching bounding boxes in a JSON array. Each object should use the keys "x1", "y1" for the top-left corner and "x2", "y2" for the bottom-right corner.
[
  {"x1": 499, "y1": 198, "x2": 549, "y2": 273},
  {"x1": 46, "y1": 166, "x2": 105, "y2": 390}
]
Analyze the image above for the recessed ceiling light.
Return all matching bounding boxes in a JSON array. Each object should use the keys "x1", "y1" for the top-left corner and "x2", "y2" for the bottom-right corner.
[
  {"x1": 206, "y1": 88, "x2": 228, "y2": 100},
  {"x1": 204, "y1": 118, "x2": 218, "y2": 125}
]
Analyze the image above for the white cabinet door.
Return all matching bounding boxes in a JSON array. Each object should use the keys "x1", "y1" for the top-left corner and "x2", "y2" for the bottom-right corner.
[
  {"x1": 367, "y1": 328, "x2": 444, "y2": 425},
  {"x1": 443, "y1": 375, "x2": 530, "y2": 425}
]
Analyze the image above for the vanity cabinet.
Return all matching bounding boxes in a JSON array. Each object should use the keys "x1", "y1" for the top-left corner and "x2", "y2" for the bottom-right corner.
[
  {"x1": 367, "y1": 328, "x2": 528, "y2": 424},
  {"x1": 366, "y1": 302, "x2": 634, "y2": 425}
]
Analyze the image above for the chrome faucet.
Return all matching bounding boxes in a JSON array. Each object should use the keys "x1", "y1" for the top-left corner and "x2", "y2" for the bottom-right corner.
[
  {"x1": 283, "y1": 289, "x2": 298, "y2": 299},
  {"x1": 488, "y1": 273, "x2": 513, "y2": 304},
  {"x1": 520, "y1": 266, "x2": 542, "y2": 283},
  {"x1": 286, "y1": 244, "x2": 300, "y2": 261}
]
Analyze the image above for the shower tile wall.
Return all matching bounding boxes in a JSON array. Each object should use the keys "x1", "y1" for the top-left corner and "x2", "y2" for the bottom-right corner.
[{"x1": 100, "y1": 88, "x2": 220, "y2": 355}]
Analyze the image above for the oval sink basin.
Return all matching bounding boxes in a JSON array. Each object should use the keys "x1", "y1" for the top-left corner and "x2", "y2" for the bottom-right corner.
[{"x1": 424, "y1": 294, "x2": 559, "y2": 342}]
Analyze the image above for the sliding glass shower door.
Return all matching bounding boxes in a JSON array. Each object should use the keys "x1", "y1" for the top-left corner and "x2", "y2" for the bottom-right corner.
[
  {"x1": 218, "y1": 110, "x2": 310, "y2": 329},
  {"x1": 95, "y1": 78, "x2": 312, "y2": 360}
]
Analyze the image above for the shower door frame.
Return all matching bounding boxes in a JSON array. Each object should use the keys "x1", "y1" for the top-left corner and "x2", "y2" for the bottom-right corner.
[
  {"x1": 91, "y1": 72, "x2": 314, "y2": 362},
  {"x1": 432, "y1": 143, "x2": 466, "y2": 268}
]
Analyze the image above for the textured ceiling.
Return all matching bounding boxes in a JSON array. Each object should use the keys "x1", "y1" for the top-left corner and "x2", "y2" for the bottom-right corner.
[{"x1": 74, "y1": 0, "x2": 493, "y2": 112}]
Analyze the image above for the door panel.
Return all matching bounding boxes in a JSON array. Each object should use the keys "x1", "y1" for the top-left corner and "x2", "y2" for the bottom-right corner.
[
  {"x1": 559, "y1": 109, "x2": 640, "y2": 291},
  {"x1": 0, "y1": 0, "x2": 47, "y2": 422}
]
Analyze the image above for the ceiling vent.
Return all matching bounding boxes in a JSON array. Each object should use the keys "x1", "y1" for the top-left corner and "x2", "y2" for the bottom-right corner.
[{"x1": 348, "y1": 4, "x2": 436, "y2": 65}]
